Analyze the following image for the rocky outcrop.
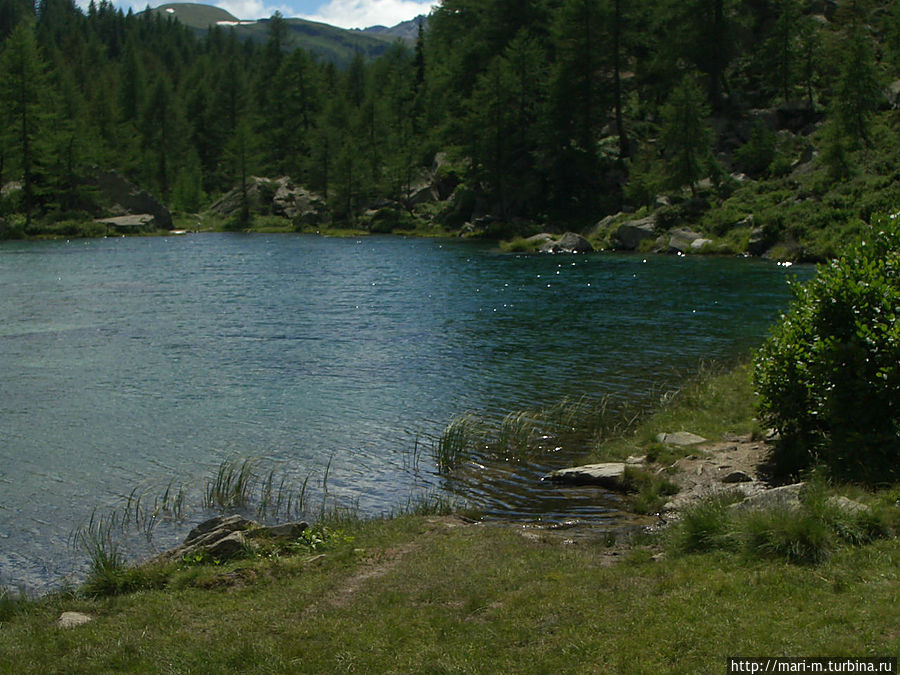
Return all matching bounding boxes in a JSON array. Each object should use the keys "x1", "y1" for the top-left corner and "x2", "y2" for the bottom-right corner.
[
  {"x1": 273, "y1": 179, "x2": 326, "y2": 225},
  {"x1": 91, "y1": 170, "x2": 172, "y2": 230},
  {"x1": 543, "y1": 462, "x2": 626, "y2": 489},
  {"x1": 539, "y1": 231, "x2": 594, "y2": 253},
  {"x1": 747, "y1": 225, "x2": 771, "y2": 256},
  {"x1": 95, "y1": 214, "x2": 158, "y2": 232},
  {"x1": 665, "y1": 228, "x2": 711, "y2": 254},
  {"x1": 159, "y1": 514, "x2": 310, "y2": 562},
  {"x1": 210, "y1": 177, "x2": 326, "y2": 226},
  {"x1": 612, "y1": 216, "x2": 656, "y2": 250}
]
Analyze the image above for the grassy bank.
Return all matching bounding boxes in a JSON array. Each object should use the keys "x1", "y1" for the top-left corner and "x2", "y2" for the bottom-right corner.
[
  {"x1": 1, "y1": 514, "x2": 897, "y2": 672},
  {"x1": 1, "y1": 364, "x2": 897, "y2": 673}
]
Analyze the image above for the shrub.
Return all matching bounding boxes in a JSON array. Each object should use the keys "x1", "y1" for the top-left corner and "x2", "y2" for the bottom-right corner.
[{"x1": 754, "y1": 211, "x2": 900, "y2": 483}]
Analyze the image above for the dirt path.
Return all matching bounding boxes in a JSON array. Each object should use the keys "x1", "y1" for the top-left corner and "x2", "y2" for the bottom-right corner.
[{"x1": 663, "y1": 433, "x2": 774, "y2": 511}]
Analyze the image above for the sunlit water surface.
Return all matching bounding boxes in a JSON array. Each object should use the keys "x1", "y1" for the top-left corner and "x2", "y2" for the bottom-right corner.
[{"x1": 0, "y1": 234, "x2": 811, "y2": 592}]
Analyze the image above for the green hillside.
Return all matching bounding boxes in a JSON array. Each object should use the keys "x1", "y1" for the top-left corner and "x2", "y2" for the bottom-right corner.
[
  {"x1": 148, "y1": 3, "x2": 394, "y2": 66},
  {"x1": 151, "y1": 3, "x2": 238, "y2": 28}
]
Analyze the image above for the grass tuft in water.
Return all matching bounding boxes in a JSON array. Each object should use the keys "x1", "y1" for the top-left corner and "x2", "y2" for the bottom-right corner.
[
  {"x1": 435, "y1": 414, "x2": 483, "y2": 473},
  {"x1": 204, "y1": 457, "x2": 258, "y2": 510}
]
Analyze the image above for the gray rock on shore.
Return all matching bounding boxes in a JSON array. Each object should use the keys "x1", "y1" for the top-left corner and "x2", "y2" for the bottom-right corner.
[
  {"x1": 543, "y1": 462, "x2": 626, "y2": 489},
  {"x1": 160, "y1": 514, "x2": 311, "y2": 563},
  {"x1": 539, "y1": 231, "x2": 594, "y2": 254}
]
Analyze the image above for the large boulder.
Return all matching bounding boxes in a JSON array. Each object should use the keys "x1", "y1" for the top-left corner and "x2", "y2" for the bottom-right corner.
[
  {"x1": 91, "y1": 170, "x2": 172, "y2": 230},
  {"x1": 540, "y1": 231, "x2": 594, "y2": 253},
  {"x1": 95, "y1": 214, "x2": 158, "y2": 233},
  {"x1": 209, "y1": 177, "x2": 326, "y2": 226},
  {"x1": 612, "y1": 216, "x2": 656, "y2": 250},
  {"x1": 666, "y1": 228, "x2": 707, "y2": 254},
  {"x1": 272, "y1": 179, "x2": 326, "y2": 225}
]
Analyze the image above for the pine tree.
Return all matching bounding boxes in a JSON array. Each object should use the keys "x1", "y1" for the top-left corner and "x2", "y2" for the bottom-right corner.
[
  {"x1": 0, "y1": 20, "x2": 51, "y2": 226},
  {"x1": 834, "y1": 25, "x2": 881, "y2": 148},
  {"x1": 660, "y1": 75, "x2": 715, "y2": 195}
]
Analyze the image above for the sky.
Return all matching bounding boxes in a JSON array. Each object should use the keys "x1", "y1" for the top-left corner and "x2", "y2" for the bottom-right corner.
[{"x1": 107, "y1": 0, "x2": 437, "y2": 28}]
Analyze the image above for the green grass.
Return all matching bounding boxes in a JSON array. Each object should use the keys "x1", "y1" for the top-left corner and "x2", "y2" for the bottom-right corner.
[
  {"x1": 1, "y1": 514, "x2": 897, "y2": 673},
  {"x1": 590, "y1": 361, "x2": 762, "y2": 464},
  {"x1": 668, "y1": 478, "x2": 900, "y2": 565}
]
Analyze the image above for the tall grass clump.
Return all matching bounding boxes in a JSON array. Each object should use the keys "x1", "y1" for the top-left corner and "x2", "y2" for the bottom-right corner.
[
  {"x1": 669, "y1": 478, "x2": 899, "y2": 565},
  {"x1": 0, "y1": 588, "x2": 30, "y2": 622},
  {"x1": 669, "y1": 493, "x2": 742, "y2": 554},
  {"x1": 434, "y1": 395, "x2": 633, "y2": 473},
  {"x1": 435, "y1": 414, "x2": 483, "y2": 473},
  {"x1": 204, "y1": 457, "x2": 258, "y2": 509},
  {"x1": 74, "y1": 512, "x2": 128, "y2": 595}
]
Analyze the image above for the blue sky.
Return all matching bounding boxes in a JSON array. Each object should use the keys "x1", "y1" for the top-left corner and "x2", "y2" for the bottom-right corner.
[{"x1": 109, "y1": 0, "x2": 436, "y2": 28}]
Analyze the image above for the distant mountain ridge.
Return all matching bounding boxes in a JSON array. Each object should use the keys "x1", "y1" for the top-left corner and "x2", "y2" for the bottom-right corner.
[{"x1": 149, "y1": 3, "x2": 424, "y2": 66}]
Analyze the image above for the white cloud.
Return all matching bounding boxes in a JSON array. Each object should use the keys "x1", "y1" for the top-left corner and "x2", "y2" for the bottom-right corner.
[
  {"x1": 214, "y1": 0, "x2": 293, "y2": 20},
  {"x1": 300, "y1": 0, "x2": 434, "y2": 29}
]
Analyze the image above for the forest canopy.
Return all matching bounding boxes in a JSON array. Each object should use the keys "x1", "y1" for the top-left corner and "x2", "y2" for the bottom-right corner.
[{"x1": 0, "y1": 0, "x2": 898, "y2": 254}]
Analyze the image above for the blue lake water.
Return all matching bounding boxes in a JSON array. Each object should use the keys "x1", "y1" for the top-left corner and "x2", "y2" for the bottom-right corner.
[{"x1": 0, "y1": 233, "x2": 811, "y2": 592}]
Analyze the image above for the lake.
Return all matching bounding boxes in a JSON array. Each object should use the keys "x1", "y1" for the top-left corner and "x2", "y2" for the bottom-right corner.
[{"x1": 0, "y1": 233, "x2": 810, "y2": 592}]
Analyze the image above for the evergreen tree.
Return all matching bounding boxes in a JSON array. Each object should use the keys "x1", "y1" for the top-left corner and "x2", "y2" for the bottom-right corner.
[
  {"x1": 0, "y1": 20, "x2": 51, "y2": 226},
  {"x1": 467, "y1": 33, "x2": 547, "y2": 218},
  {"x1": 660, "y1": 75, "x2": 715, "y2": 195},
  {"x1": 834, "y1": 25, "x2": 881, "y2": 148}
]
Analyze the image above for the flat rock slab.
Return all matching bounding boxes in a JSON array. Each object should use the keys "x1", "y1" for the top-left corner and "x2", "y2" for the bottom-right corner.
[
  {"x1": 656, "y1": 431, "x2": 706, "y2": 446},
  {"x1": 57, "y1": 612, "x2": 93, "y2": 628},
  {"x1": 731, "y1": 482, "x2": 805, "y2": 512},
  {"x1": 543, "y1": 462, "x2": 626, "y2": 489}
]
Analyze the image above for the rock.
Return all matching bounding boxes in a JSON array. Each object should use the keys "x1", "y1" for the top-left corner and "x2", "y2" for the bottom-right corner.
[
  {"x1": 525, "y1": 233, "x2": 555, "y2": 247},
  {"x1": 184, "y1": 514, "x2": 255, "y2": 546},
  {"x1": 543, "y1": 462, "x2": 626, "y2": 489},
  {"x1": 656, "y1": 432, "x2": 706, "y2": 446},
  {"x1": 205, "y1": 530, "x2": 254, "y2": 560},
  {"x1": 162, "y1": 515, "x2": 310, "y2": 562},
  {"x1": 208, "y1": 176, "x2": 272, "y2": 216},
  {"x1": 721, "y1": 470, "x2": 753, "y2": 484},
  {"x1": 95, "y1": 214, "x2": 157, "y2": 232},
  {"x1": 540, "y1": 232, "x2": 594, "y2": 254},
  {"x1": 273, "y1": 180, "x2": 326, "y2": 224},
  {"x1": 690, "y1": 237, "x2": 713, "y2": 252},
  {"x1": 57, "y1": 611, "x2": 93, "y2": 628},
  {"x1": 731, "y1": 482, "x2": 805, "y2": 512},
  {"x1": 827, "y1": 496, "x2": 869, "y2": 515},
  {"x1": 666, "y1": 228, "x2": 706, "y2": 254},
  {"x1": 625, "y1": 455, "x2": 646, "y2": 465},
  {"x1": 885, "y1": 80, "x2": 900, "y2": 110},
  {"x1": 406, "y1": 182, "x2": 437, "y2": 206},
  {"x1": 612, "y1": 216, "x2": 656, "y2": 250},
  {"x1": 747, "y1": 225, "x2": 770, "y2": 256},
  {"x1": 91, "y1": 169, "x2": 172, "y2": 230},
  {"x1": 430, "y1": 152, "x2": 461, "y2": 201}
]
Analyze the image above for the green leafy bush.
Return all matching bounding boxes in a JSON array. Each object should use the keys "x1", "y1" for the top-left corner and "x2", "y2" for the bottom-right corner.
[{"x1": 754, "y1": 211, "x2": 900, "y2": 483}]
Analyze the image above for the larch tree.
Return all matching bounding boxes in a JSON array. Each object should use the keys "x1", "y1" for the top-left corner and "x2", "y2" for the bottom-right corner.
[{"x1": 0, "y1": 20, "x2": 51, "y2": 226}]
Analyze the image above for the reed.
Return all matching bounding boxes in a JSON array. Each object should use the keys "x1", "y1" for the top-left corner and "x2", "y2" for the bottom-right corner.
[
  {"x1": 494, "y1": 410, "x2": 540, "y2": 457},
  {"x1": 204, "y1": 457, "x2": 257, "y2": 509},
  {"x1": 434, "y1": 414, "x2": 482, "y2": 473},
  {"x1": 74, "y1": 511, "x2": 126, "y2": 585}
]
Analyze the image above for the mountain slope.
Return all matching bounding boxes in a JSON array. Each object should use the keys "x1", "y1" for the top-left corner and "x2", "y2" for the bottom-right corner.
[{"x1": 148, "y1": 3, "x2": 403, "y2": 66}]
